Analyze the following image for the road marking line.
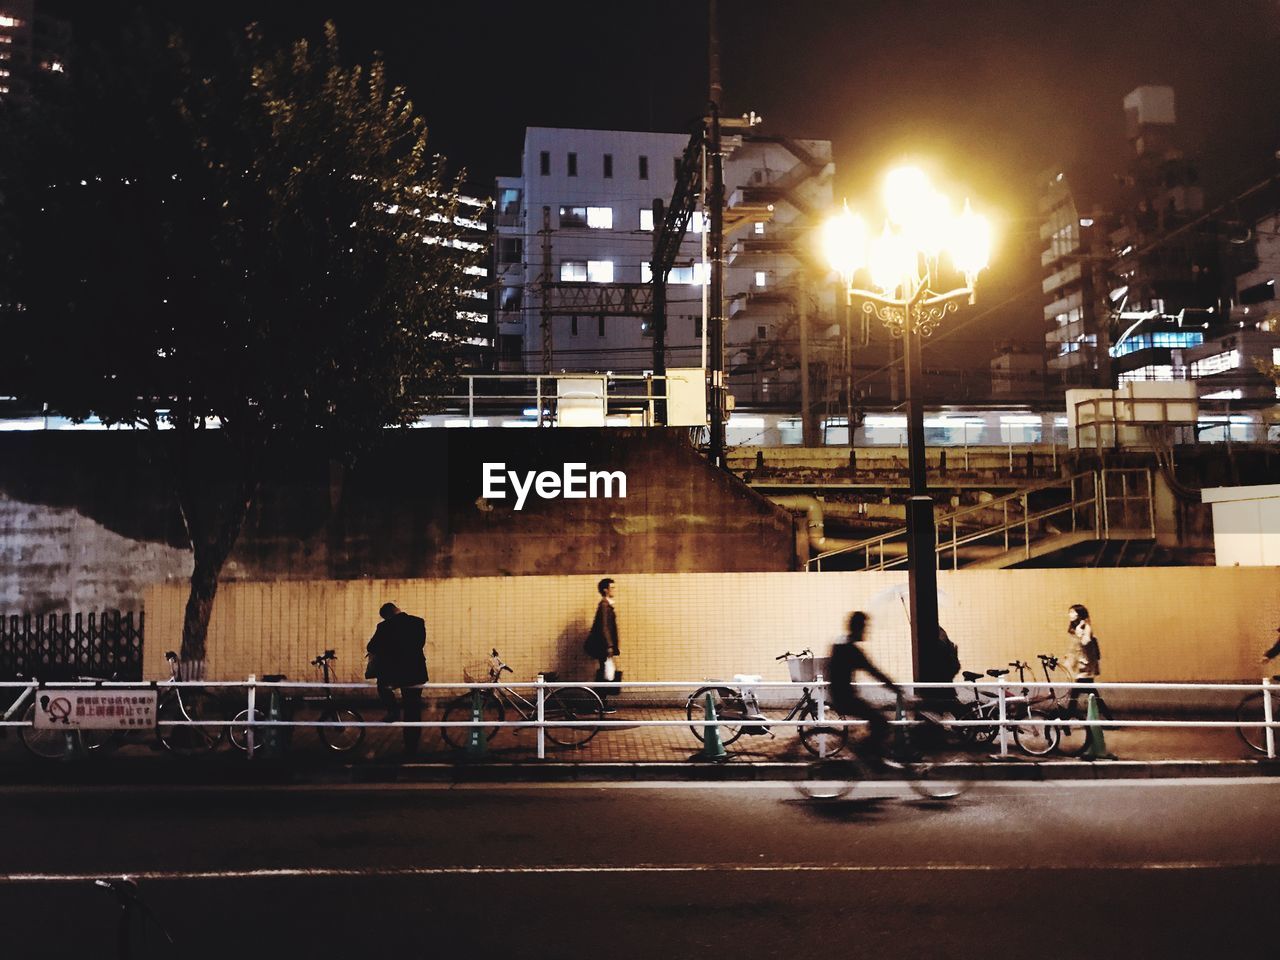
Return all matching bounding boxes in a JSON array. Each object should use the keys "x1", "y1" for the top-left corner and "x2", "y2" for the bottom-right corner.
[{"x1": 5, "y1": 861, "x2": 1277, "y2": 883}]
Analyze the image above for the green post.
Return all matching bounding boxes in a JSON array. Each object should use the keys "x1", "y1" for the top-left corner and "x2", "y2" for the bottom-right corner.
[
  {"x1": 702, "y1": 693, "x2": 727, "y2": 761},
  {"x1": 893, "y1": 690, "x2": 908, "y2": 760}
]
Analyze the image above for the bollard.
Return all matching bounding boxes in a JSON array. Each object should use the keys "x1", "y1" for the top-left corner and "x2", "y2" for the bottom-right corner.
[
  {"x1": 702, "y1": 692, "x2": 727, "y2": 761},
  {"x1": 892, "y1": 690, "x2": 908, "y2": 760},
  {"x1": 261, "y1": 674, "x2": 287, "y2": 759},
  {"x1": 1081, "y1": 693, "x2": 1114, "y2": 760},
  {"x1": 465, "y1": 688, "x2": 488, "y2": 759}
]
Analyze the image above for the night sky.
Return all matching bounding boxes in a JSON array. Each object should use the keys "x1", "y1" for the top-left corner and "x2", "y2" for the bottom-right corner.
[{"x1": 62, "y1": 1, "x2": 1280, "y2": 363}]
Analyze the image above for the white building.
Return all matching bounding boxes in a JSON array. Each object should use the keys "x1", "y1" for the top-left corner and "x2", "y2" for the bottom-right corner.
[{"x1": 493, "y1": 126, "x2": 835, "y2": 404}]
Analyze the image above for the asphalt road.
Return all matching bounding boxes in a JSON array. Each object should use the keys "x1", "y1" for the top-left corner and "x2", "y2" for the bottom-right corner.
[{"x1": 2, "y1": 779, "x2": 1278, "y2": 958}]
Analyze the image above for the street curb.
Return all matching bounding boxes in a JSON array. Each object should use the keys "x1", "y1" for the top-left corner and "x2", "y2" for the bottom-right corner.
[{"x1": 3, "y1": 757, "x2": 1278, "y2": 787}]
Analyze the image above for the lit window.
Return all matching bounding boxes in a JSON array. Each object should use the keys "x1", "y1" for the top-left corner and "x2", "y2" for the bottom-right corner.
[
  {"x1": 587, "y1": 260, "x2": 613, "y2": 283},
  {"x1": 561, "y1": 261, "x2": 587, "y2": 282},
  {"x1": 0, "y1": 16, "x2": 24, "y2": 28},
  {"x1": 499, "y1": 287, "x2": 522, "y2": 312},
  {"x1": 688, "y1": 211, "x2": 705, "y2": 234},
  {"x1": 560, "y1": 206, "x2": 587, "y2": 228},
  {"x1": 498, "y1": 188, "x2": 521, "y2": 216},
  {"x1": 640, "y1": 208, "x2": 654, "y2": 231},
  {"x1": 754, "y1": 271, "x2": 767, "y2": 288},
  {"x1": 754, "y1": 221, "x2": 765, "y2": 235},
  {"x1": 1189, "y1": 349, "x2": 1240, "y2": 378},
  {"x1": 641, "y1": 261, "x2": 652, "y2": 283},
  {"x1": 586, "y1": 206, "x2": 612, "y2": 229}
]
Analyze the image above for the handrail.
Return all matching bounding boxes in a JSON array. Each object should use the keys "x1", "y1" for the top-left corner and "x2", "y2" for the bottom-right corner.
[
  {"x1": 808, "y1": 471, "x2": 1094, "y2": 569},
  {"x1": 807, "y1": 467, "x2": 1154, "y2": 571}
]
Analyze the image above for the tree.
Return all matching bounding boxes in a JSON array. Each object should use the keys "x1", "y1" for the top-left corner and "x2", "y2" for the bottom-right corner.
[{"x1": 1, "y1": 19, "x2": 481, "y2": 661}]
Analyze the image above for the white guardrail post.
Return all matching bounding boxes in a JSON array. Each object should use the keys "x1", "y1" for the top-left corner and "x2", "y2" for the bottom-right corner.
[
  {"x1": 997, "y1": 682, "x2": 1010, "y2": 757},
  {"x1": 1265, "y1": 676, "x2": 1276, "y2": 760},
  {"x1": 246, "y1": 674, "x2": 257, "y2": 760},
  {"x1": 535, "y1": 673, "x2": 546, "y2": 760},
  {"x1": 815, "y1": 673, "x2": 828, "y2": 758}
]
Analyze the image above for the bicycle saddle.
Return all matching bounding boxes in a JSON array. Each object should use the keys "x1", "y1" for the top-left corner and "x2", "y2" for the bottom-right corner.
[
  {"x1": 986, "y1": 668, "x2": 1010, "y2": 678},
  {"x1": 961, "y1": 671, "x2": 983, "y2": 682}
]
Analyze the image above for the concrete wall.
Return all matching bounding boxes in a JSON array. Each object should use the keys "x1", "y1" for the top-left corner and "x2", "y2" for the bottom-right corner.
[
  {"x1": 143, "y1": 567, "x2": 1280, "y2": 684},
  {"x1": 1203, "y1": 483, "x2": 1280, "y2": 566},
  {"x1": 0, "y1": 430, "x2": 797, "y2": 613}
]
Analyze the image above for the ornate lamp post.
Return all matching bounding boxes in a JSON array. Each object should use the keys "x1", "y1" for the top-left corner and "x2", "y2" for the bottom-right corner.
[{"x1": 822, "y1": 167, "x2": 991, "y2": 679}]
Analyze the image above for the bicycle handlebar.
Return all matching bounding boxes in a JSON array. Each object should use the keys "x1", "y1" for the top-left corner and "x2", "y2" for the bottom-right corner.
[{"x1": 775, "y1": 648, "x2": 813, "y2": 660}]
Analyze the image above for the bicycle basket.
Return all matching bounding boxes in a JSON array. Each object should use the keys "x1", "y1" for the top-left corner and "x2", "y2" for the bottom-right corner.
[
  {"x1": 787, "y1": 656, "x2": 830, "y2": 683},
  {"x1": 462, "y1": 660, "x2": 495, "y2": 684}
]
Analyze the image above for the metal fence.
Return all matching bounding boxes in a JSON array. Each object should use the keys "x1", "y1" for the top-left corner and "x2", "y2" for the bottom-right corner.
[
  {"x1": 0, "y1": 611, "x2": 143, "y2": 682},
  {"x1": 1, "y1": 675, "x2": 1276, "y2": 761}
]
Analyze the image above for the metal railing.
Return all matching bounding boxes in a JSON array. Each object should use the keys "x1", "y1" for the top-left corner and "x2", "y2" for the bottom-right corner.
[
  {"x1": 3, "y1": 675, "x2": 1276, "y2": 760},
  {"x1": 444, "y1": 373, "x2": 671, "y2": 427},
  {"x1": 806, "y1": 467, "x2": 1154, "y2": 571}
]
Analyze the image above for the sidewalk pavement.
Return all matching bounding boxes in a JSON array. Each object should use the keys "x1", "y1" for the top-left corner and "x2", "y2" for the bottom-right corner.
[{"x1": 2, "y1": 702, "x2": 1277, "y2": 785}]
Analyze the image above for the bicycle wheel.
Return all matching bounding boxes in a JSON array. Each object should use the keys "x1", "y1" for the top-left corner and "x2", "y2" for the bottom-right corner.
[
  {"x1": 1236, "y1": 692, "x2": 1271, "y2": 755},
  {"x1": 898, "y1": 760, "x2": 974, "y2": 801},
  {"x1": 796, "y1": 758, "x2": 861, "y2": 800},
  {"x1": 318, "y1": 707, "x2": 366, "y2": 753},
  {"x1": 228, "y1": 708, "x2": 266, "y2": 752},
  {"x1": 544, "y1": 686, "x2": 604, "y2": 747},
  {"x1": 798, "y1": 706, "x2": 850, "y2": 757},
  {"x1": 1012, "y1": 707, "x2": 1060, "y2": 757},
  {"x1": 685, "y1": 686, "x2": 746, "y2": 746},
  {"x1": 158, "y1": 689, "x2": 226, "y2": 755},
  {"x1": 19, "y1": 703, "x2": 79, "y2": 760},
  {"x1": 440, "y1": 692, "x2": 504, "y2": 750}
]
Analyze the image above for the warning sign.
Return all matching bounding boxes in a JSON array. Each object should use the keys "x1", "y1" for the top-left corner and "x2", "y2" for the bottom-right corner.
[{"x1": 32, "y1": 689, "x2": 158, "y2": 731}]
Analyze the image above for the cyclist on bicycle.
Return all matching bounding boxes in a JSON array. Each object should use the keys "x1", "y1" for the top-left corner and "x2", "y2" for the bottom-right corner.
[{"x1": 829, "y1": 611, "x2": 904, "y2": 767}]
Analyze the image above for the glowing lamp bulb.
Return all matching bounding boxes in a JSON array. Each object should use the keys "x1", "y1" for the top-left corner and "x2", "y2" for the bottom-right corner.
[{"x1": 822, "y1": 203, "x2": 868, "y2": 282}]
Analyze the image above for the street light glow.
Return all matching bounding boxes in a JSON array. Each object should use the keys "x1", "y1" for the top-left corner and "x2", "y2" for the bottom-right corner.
[
  {"x1": 947, "y1": 198, "x2": 992, "y2": 281},
  {"x1": 821, "y1": 202, "x2": 868, "y2": 282}
]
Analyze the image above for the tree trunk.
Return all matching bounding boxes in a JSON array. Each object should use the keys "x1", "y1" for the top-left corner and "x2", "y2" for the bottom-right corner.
[{"x1": 172, "y1": 431, "x2": 263, "y2": 663}]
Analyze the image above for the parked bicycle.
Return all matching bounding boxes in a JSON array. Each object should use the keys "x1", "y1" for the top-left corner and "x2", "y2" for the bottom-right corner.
[
  {"x1": 13, "y1": 652, "x2": 226, "y2": 759},
  {"x1": 949, "y1": 660, "x2": 1059, "y2": 756},
  {"x1": 1235, "y1": 675, "x2": 1280, "y2": 755},
  {"x1": 440, "y1": 649, "x2": 605, "y2": 749},
  {"x1": 229, "y1": 650, "x2": 365, "y2": 753},
  {"x1": 685, "y1": 650, "x2": 848, "y2": 757}
]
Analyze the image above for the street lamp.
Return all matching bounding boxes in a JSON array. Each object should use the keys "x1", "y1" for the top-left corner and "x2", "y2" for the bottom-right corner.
[{"x1": 822, "y1": 166, "x2": 991, "y2": 681}]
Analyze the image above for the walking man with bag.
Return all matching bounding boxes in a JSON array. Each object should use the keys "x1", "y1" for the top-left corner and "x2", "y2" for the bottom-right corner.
[
  {"x1": 584, "y1": 578, "x2": 621, "y2": 714},
  {"x1": 366, "y1": 602, "x2": 429, "y2": 757}
]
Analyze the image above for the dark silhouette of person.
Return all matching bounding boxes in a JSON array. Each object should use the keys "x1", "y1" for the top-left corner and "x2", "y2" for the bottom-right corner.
[
  {"x1": 584, "y1": 578, "x2": 620, "y2": 711},
  {"x1": 1261, "y1": 626, "x2": 1280, "y2": 663},
  {"x1": 366, "y1": 602, "x2": 428, "y2": 757},
  {"x1": 829, "y1": 611, "x2": 904, "y2": 766}
]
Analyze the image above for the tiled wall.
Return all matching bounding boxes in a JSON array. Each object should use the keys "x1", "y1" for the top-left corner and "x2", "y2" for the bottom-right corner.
[{"x1": 143, "y1": 567, "x2": 1280, "y2": 686}]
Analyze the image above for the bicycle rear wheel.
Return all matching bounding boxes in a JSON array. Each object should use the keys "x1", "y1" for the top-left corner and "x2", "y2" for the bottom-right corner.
[
  {"x1": 796, "y1": 758, "x2": 861, "y2": 800},
  {"x1": 1012, "y1": 707, "x2": 1059, "y2": 756},
  {"x1": 158, "y1": 689, "x2": 226, "y2": 755},
  {"x1": 319, "y1": 707, "x2": 366, "y2": 753},
  {"x1": 544, "y1": 686, "x2": 603, "y2": 747},
  {"x1": 685, "y1": 686, "x2": 746, "y2": 746},
  {"x1": 1236, "y1": 692, "x2": 1270, "y2": 754},
  {"x1": 441, "y1": 692, "x2": 504, "y2": 750}
]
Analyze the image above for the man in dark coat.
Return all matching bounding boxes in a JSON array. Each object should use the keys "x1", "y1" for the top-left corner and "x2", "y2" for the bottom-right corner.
[{"x1": 367, "y1": 602, "x2": 428, "y2": 756}]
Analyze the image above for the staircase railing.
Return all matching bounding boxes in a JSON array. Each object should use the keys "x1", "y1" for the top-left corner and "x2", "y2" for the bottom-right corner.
[{"x1": 806, "y1": 468, "x2": 1154, "y2": 572}]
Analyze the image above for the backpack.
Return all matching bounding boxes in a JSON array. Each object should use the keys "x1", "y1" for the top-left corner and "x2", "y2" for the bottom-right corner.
[
  {"x1": 939, "y1": 636, "x2": 961, "y2": 680},
  {"x1": 1083, "y1": 637, "x2": 1101, "y2": 667}
]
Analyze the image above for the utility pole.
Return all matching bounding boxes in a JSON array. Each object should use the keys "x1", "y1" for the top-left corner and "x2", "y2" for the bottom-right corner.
[
  {"x1": 540, "y1": 205, "x2": 552, "y2": 374},
  {"x1": 707, "y1": 0, "x2": 726, "y2": 467},
  {"x1": 797, "y1": 285, "x2": 814, "y2": 446},
  {"x1": 651, "y1": 198, "x2": 667, "y2": 425}
]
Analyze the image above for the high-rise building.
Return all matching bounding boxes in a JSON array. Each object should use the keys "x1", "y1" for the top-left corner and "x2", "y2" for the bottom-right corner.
[
  {"x1": 0, "y1": 1, "x2": 69, "y2": 106},
  {"x1": 493, "y1": 126, "x2": 835, "y2": 405}
]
